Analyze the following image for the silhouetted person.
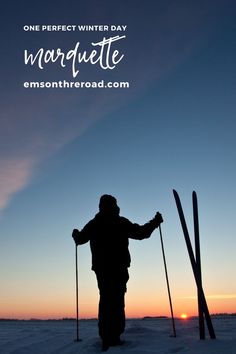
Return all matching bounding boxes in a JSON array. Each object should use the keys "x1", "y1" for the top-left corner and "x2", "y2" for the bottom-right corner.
[{"x1": 72, "y1": 194, "x2": 163, "y2": 351}]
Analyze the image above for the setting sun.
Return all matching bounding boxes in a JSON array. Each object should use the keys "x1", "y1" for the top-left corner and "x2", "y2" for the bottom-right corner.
[{"x1": 180, "y1": 313, "x2": 188, "y2": 320}]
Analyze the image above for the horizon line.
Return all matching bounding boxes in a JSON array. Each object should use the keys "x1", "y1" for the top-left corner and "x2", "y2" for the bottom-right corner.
[{"x1": 1, "y1": 313, "x2": 236, "y2": 321}]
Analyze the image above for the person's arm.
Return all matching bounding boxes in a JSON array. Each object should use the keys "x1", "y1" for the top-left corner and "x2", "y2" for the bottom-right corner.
[
  {"x1": 128, "y1": 212, "x2": 163, "y2": 240},
  {"x1": 72, "y1": 222, "x2": 92, "y2": 245}
]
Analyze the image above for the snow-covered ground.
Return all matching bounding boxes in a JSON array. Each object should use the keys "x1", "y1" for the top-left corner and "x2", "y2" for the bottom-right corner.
[{"x1": 0, "y1": 317, "x2": 235, "y2": 354}]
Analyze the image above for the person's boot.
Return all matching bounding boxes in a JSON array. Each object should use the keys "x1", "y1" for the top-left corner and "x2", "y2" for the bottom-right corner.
[
  {"x1": 109, "y1": 336, "x2": 123, "y2": 346},
  {"x1": 102, "y1": 340, "x2": 110, "y2": 351}
]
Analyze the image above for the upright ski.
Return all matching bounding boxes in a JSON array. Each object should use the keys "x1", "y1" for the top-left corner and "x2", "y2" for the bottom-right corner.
[
  {"x1": 192, "y1": 191, "x2": 205, "y2": 339},
  {"x1": 173, "y1": 190, "x2": 216, "y2": 339}
]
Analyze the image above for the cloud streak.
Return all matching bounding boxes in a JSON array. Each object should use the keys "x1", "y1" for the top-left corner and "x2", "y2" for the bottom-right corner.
[
  {"x1": 0, "y1": 158, "x2": 34, "y2": 210},
  {"x1": 181, "y1": 294, "x2": 236, "y2": 300}
]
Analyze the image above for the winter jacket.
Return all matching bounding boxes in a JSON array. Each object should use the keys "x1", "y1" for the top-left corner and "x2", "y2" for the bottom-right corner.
[{"x1": 75, "y1": 212, "x2": 157, "y2": 271}]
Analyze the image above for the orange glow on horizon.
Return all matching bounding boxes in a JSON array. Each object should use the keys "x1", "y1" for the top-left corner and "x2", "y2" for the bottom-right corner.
[{"x1": 1, "y1": 292, "x2": 235, "y2": 320}]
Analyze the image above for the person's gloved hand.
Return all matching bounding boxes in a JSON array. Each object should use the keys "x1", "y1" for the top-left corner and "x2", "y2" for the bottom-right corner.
[
  {"x1": 153, "y1": 212, "x2": 163, "y2": 227},
  {"x1": 72, "y1": 229, "x2": 79, "y2": 244}
]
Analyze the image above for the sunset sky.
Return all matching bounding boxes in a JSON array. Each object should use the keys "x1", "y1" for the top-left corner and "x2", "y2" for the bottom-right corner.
[{"x1": 0, "y1": 0, "x2": 236, "y2": 320}]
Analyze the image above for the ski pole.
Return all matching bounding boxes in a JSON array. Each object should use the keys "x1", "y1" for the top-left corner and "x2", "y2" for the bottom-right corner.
[
  {"x1": 159, "y1": 224, "x2": 176, "y2": 337},
  {"x1": 75, "y1": 244, "x2": 81, "y2": 341}
]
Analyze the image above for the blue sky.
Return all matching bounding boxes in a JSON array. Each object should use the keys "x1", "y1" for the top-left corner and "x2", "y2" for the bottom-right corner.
[{"x1": 0, "y1": 0, "x2": 236, "y2": 318}]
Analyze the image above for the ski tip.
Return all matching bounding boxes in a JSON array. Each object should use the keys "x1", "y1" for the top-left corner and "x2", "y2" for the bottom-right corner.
[{"x1": 173, "y1": 189, "x2": 178, "y2": 198}]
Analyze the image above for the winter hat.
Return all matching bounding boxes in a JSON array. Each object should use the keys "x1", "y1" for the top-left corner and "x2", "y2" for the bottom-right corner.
[{"x1": 99, "y1": 194, "x2": 118, "y2": 212}]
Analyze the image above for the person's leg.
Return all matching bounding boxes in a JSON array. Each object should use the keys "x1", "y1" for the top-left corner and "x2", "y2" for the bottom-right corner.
[
  {"x1": 96, "y1": 271, "x2": 109, "y2": 341},
  {"x1": 95, "y1": 269, "x2": 129, "y2": 348},
  {"x1": 97, "y1": 291, "x2": 113, "y2": 339}
]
